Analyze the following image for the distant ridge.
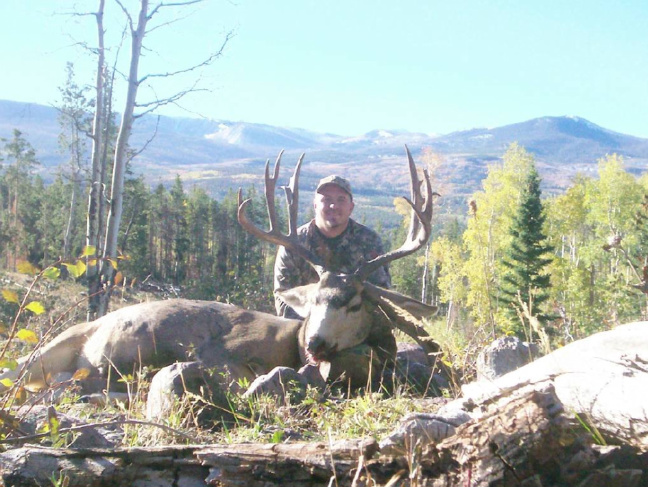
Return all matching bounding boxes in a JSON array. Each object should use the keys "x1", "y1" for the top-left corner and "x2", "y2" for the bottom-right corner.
[{"x1": 1, "y1": 99, "x2": 647, "y2": 213}]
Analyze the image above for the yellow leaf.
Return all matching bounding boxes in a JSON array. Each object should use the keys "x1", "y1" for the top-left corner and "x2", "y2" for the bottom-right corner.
[
  {"x1": 14, "y1": 387, "x2": 26, "y2": 403},
  {"x1": 80, "y1": 245, "x2": 97, "y2": 258},
  {"x1": 107, "y1": 258, "x2": 118, "y2": 270},
  {"x1": 16, "y1": 329, "x2": 39, "y2": 344},
  {"x1": 72, "y1": 368, "x2": 91, "y2": 381},
  {"x1": 114, "y1": 271, "x2": 123, "y2": 286},
  {"x1": 25, "y1": 301, "x2": 46, "y2": 315},
  {"x1": 0, "y1": 378, "x2": 13, "y2": 388},
  {"x1": 63, "y1": 261, "x2": 86, "y2": 278},
  {"x1": 1, "y1": 289, "x2": 19, "y2": 304},
  {"x1": 16, "y1": 260, "x2": 39, "y2": 275}
]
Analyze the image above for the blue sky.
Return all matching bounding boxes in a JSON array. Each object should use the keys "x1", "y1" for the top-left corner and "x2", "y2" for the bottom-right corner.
[{"x1": 1, "y1": 0, "x2": 647, "y2": 137}]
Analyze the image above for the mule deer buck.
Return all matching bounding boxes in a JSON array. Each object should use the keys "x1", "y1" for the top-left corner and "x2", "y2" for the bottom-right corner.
[{"x1": 0, "y1": 147, "x2": 440, "y2": 398}]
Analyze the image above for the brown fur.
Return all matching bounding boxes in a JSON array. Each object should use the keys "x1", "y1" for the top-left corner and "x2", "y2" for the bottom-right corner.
[{"x1": 1, "y1": 299, "x2": 305, "y2": 393}]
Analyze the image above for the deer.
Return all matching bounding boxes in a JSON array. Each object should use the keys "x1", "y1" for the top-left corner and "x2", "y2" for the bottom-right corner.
[{"x1": 0, "y1": 147, "x2": 441, "y2": 398}]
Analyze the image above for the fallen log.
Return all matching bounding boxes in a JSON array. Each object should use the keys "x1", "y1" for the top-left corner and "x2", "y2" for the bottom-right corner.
[{"x1": 2, "y1": 383, "x2": 647, "y2": 486}]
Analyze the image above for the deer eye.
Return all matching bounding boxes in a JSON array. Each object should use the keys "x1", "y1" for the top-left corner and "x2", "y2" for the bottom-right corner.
[
  {"x1": 346, "y1": 295, "x2": 362, "y2": 313},
  {"x1": 347, "y1": 302, "x2": 362, "y2": 313}
]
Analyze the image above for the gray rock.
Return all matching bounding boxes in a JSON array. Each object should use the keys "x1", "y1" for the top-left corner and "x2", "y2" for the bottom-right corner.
[
  {"x1": 242, "y1": 366, "x2": 316, "y2": 402},
  {"x1": 476, "y1": 335, "x2": 539, "y2": 381},
  {"x1": 146, "y1": 361, "x2": 231, "y2": 427}
]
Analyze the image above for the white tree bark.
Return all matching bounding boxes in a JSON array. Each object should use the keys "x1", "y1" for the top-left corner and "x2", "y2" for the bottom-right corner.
[{"x1": 98, "y1": 0, "x2": 149, "y2": 316}]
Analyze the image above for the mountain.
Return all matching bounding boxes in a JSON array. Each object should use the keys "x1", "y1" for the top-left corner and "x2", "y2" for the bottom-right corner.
[{"x1": 1, "y1": 99, "x2": 647, "y2": 226}]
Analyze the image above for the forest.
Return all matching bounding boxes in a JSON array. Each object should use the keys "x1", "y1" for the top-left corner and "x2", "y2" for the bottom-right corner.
[{"x1": 1, "y1": 116, "x2": 647, "y2": 361}]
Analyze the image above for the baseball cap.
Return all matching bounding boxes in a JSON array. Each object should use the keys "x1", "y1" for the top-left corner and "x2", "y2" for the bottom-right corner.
[{"x1": 316, "y1": 175, "x2": 352, "y2": 198}]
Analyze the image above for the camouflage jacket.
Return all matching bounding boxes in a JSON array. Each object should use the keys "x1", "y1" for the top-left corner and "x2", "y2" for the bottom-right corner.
[{"x1": 274, "y1": 218, "x2": 391, "y2": 317}]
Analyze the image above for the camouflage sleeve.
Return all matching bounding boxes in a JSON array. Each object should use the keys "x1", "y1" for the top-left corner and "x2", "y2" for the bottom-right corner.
[{"x1": 365, "y1": 229, "x2": 391, "y2": 289}]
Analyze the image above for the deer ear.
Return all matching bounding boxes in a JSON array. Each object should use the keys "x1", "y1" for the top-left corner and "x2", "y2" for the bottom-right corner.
[
  {"x1": 276, "y1": 283, "x2": 317, "y2": 318},
  {"x1": 363, "y1": 282, "x2": 437, "y2": 321}
]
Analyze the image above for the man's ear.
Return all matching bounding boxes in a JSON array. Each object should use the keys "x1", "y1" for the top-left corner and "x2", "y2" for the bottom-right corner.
[{"x1": 276, "y1": 283, "x2": 317, "y2": 318}]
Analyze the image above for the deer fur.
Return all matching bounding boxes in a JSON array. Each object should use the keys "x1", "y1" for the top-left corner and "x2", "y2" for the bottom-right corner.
[{"x1": 0, "y1": 299, "x2": 306, "y2": 394}]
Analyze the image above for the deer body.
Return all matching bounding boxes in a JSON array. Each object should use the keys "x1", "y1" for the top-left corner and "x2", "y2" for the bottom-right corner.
[{"x1": 1, "y1": 299, "x2": 311, "y2": 393}]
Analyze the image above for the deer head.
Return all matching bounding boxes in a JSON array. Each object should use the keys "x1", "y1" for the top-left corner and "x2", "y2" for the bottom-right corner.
[{"x1": 238, "y1": 147, "x2": 439, "y2": 365}]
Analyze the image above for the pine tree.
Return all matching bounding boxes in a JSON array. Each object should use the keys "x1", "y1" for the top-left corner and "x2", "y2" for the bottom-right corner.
[{"x1": 500, "y1": 164, "x2": 554, "y2": 338}]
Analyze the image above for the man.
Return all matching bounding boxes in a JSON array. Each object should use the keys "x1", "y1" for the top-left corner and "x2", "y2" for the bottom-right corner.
[{"x1": 274, "y1": 175, "x2": 397, "y2": 387}]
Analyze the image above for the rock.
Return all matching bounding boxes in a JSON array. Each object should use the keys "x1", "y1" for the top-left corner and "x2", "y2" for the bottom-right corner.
[
  {"x1": 382, "y1": 343, "x2": 451, "y2": 395},
  {"x1": 476, "y1": 335, "x2": 539, "y2": 381},
  {"x1": 242, "y1": 366, "x2": 316, "y2": 402},
  {"x1": 379, "y1": 400, "x2": 472, "y2": 455},
  {"x1": 146, "y1": 362, "x2": 231, "y2": 428}
]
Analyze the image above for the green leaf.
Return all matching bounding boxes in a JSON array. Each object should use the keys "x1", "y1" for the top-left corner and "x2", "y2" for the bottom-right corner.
[
  {"x1": 1, "y1": 289, "x2": 19, "y2": 304},
  {"x1": 25, "y1": 301, "x2": 46, "y2": 315},
  {"x1": 42, "y1": 266, "x2": 61, "y2": 280},
  {"x1": 0, "y1": 358, "x2": 18, "y2": 370},
  {"x1": 0, "y1": 378, "x2": 14, "y2": 388},
  {"x1": 16, "y1": 329, "x2": 39, "y2": 344}
]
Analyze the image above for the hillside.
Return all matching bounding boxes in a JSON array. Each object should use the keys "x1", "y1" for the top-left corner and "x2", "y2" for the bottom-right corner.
[{"x1": 1, "y1": 99, "x2": 647, "y2": 226}]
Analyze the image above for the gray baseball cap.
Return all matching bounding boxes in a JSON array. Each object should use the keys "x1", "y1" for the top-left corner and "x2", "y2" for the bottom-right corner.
[{"x1": 316, "y1": 175, "x2": 352, "y2": 197}]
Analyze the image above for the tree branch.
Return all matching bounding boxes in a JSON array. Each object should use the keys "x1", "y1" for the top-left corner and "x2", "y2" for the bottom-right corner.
[{"x1": 138, "y1": 31, "x2": 232, "y2": 84}]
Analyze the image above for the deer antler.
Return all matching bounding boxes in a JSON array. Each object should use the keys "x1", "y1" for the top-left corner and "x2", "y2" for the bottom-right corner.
[
  {"x1": 355, "y1": 145, "x2": 438, "y2": 281},
  {"x1": 238, "y1": 151, "x2": 325, "y2": 272}
]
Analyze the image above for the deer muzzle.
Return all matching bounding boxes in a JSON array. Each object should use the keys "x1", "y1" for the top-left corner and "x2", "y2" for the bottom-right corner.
[{"x1": 306, "y1": 335, "x2": 338, "y2": 363}]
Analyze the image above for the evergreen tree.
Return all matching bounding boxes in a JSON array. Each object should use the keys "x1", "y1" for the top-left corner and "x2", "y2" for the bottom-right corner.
[
  {"x1": 500, "y1": 164, "x2": 554, "y2": 338},
  {"x1": 0, "y1": 130, "x2": 40, "y2": 269}
]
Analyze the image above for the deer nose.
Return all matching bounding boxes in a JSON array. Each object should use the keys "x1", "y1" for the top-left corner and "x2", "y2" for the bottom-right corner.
[{"x1": 307, "y1": 335, "x2": 326, "y2": 357}]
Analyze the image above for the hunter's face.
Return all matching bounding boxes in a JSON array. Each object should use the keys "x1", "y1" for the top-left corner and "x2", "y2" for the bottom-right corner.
[{"x1": 314, "y1": 184, "x2": 354, "y2": 237}]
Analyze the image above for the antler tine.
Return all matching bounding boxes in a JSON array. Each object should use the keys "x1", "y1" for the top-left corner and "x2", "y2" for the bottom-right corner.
[
  {"x1": 282, "y1": 153, "x2": 305, "y2": 237},
  {"x1": 406, "y1": 144, "x2": 424, "y2": 238},
  {"x1": 265, "y1": 150, "x2": 283, "y2": 233},
  {"x1": 238, "y1": 151, "x2": 324, "y2": 271},
  {"x1": 355, "y1": 146, "x2": 437, "y2": 282}
]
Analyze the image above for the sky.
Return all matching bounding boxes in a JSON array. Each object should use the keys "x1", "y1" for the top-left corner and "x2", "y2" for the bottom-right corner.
[{"x1": 1, "y1": 0, "x2": 647, "y2": 138}]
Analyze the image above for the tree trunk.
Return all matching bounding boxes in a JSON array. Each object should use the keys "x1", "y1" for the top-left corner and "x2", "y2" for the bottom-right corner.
[
  {"x1": 86, "y1": 0, "x2": 106, "y2": 321},
  {"x1": 97, "y1": 0, "x2": 148, "y2": 317}
]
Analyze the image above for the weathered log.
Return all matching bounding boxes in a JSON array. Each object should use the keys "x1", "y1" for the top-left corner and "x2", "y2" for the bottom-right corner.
[
  {"x1": 0, "y1": 439, "x2": 381, "y2": 487},
  {"x1": 2, "y1": 384, "x2": 647, "y2": 487},
  {"x1": 379, "y1": 382, "x2": 648, "y2": 486},
  {"x1": 0, "y1": 445, "x2": 208, "y2": 487}
]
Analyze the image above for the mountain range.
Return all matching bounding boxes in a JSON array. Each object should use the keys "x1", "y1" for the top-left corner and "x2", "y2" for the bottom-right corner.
[{"x1": 1, "y1": 99, "x2": 647, "y2": 226}]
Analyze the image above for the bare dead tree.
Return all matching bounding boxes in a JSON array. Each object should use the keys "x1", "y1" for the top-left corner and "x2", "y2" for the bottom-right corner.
[
  {"x1": 85, "y1": 0, "x2": 107, "y2": 320},
  {"x1": 70, "y1": 0, "x2": 232, "y2": 317}
]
